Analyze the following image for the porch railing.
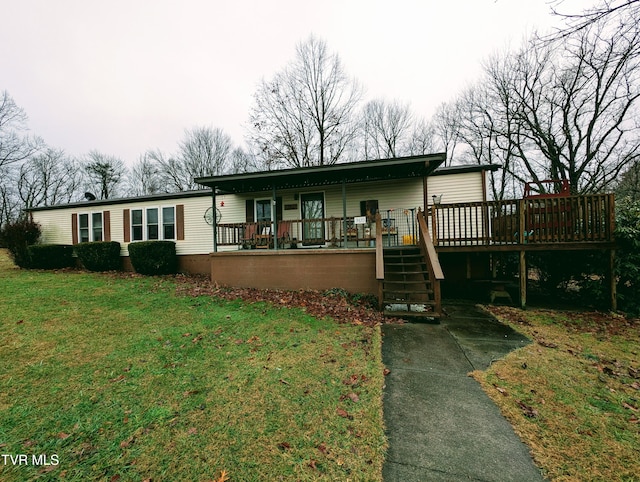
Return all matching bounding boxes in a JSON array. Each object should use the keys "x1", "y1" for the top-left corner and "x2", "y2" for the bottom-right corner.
[
  {"x1": 431, "y1": 194, "x2": 615, "y2": 247},
  {"x1": 215, "y1": 210, "x2": 420, "y2": 250}
]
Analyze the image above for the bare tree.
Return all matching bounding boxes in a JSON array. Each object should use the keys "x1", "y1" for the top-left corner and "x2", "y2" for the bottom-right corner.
[
  {"x1": 228, "y1": 147, "x2": 259, "y2": 174},
  {"x1": 439, "y1": 20, "x2": 640, "y2": 197},
  {"x1": 83, "y1": 150, "x2": 126, "y2": 199},
  {"x1": 510, "y1": 24, "x2": 640, "y2": 193},
  {"x1": 17, "y1": 149, "x2": 83, "y2": 208},
  {"x1": 248, "y1": 36, "x2": 362, "y2": 168},
  {"x1": 360, "y1": 99, "x2": 414, "y2": 159},
  {"x1": 430, "y1": 102, "x2": 461, "y2": 166},
  {"x1": 151, "y1": 127, "x2": 233, "y2": 191},
  {"x1": 548, "y1": 0, "x2": 640, "y2": 40},
  {"x1": 0, "y1": 91, "x2": 43, "y2": 169},
  {"x1": 407, "y1": 120, "x2": 438, "y2": 156},
  {"x1": 127, "y1": 152, "x2": 164, "y2": 196}
]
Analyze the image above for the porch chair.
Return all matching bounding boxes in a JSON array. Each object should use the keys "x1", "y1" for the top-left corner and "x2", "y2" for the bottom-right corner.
[
  {"x1": 277, "y1": 220, "x2": 292, "y2": 247},
  {"x1": 242, "y1": 223, "x2": 258, "y2": 248}
]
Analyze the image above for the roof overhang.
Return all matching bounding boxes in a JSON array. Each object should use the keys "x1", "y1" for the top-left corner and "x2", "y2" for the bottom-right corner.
[{"x1": 195, "y1": 153, "x2": 446, "y2": 194}]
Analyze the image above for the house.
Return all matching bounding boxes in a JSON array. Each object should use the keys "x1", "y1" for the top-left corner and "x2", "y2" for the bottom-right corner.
[{"x1": 28, "y1": 153, "x2": 616, "y2": 315}]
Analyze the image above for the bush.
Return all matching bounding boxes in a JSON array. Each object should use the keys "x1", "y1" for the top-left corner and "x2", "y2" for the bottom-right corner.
[
  {"x1": 128, "y1": 241, "x2": 177, "y2": 275},
  {"x1": 615, "y1": 196, "x2": 640, "y2": 315},
  {"x1": 28, "y1": 244, "x2": 74, "y2": 269},
  {"x1": 75, "y1": 241, "x2": 121, "y2": 272},
  {"x1": 0, "y1": 218, "x2": 41, "y2": 268}
]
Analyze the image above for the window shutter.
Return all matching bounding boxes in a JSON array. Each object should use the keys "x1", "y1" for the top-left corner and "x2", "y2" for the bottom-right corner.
[
  {"x1": 123, "y1": 209, "x2": 130, "y2": 242},
  {"x1": 71, "y1": 213, "x2": 78, "y2": 245},
  {"x1": 176, "y1": 204, "x2": 185, "y2": 241},
  {"x1": 245, "y1": 199, "x2": 255, "y2": 223},
  {"x1": 103, "y1": 211, "x2": 111, "y2": 241},
  {"x1": 276, "y1": 197, "x2": 283, "y2": 223}
]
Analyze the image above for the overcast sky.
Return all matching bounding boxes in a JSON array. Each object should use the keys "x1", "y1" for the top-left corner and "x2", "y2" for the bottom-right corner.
[{"x1": 2, "y1": 0, "x2": 587, "y2": 165}]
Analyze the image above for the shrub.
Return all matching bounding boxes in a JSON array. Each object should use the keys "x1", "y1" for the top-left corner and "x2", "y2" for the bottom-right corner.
[
  {"x1": 615, "y1": 196, "x2": 640, "y2": 315},
  {"x1": 28, "y1": 244, "x2": 74, "y2": 269},
  {"x1": 128, "y1": 241, "x2": 177, "y2": 275},
  {"x1": 0, "y1": 218, "x2": 41, "y2": 268},
  {"x1": 75, "y1": 241, "x2": 121, "y2": 271}
]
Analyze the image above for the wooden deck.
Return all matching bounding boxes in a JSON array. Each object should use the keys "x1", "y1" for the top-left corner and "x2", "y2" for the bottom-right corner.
[{"x1": 430, "y1": 194, "x2": 615, "y2": 252}]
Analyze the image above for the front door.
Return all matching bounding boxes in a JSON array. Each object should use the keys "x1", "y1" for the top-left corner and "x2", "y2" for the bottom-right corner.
[{"x1": 301, "y1": 193, "x2": 325, "y2": 245}]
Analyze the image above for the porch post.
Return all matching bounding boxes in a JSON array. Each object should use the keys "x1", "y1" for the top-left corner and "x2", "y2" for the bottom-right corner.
[
  {"x1": 272, "y1": 185, "x2": 278, "y2": 250},
  {"x1": 212, "y1": 189, "x2": 218, "y2": 253},
  {"x1": 342, "y1": 179, "x2": 348, "y2": 249}
]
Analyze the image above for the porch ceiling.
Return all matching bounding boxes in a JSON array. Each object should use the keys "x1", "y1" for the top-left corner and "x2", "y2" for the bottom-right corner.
[{"x1": 195, "y1": 153, "x2": 446, "y2": 194}]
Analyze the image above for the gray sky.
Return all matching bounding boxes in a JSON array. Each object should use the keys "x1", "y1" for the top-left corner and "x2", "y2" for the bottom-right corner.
[{"x1": 1, "y1": 0, "x2": 586, "y2": 165}]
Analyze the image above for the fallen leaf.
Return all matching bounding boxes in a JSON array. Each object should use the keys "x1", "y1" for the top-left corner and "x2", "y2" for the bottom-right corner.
[
  {"x1": 279, "y1": 379, "x2": 289, "y2": 385},
  {"x1": 277, "y1": 442, "x2": 291, "y2": 451},
  {"x1": 57, "y1": 432, "x2": 70, "y2": 439},
  {"x1": 347, "y1": 392, "x2": 359, "y2": 402},
  {"x1": 317, "y1": 443, "x2": 329, "y2": 454},
  {"x1": 308, "y1": 459, "x2": 318, "y2": 470},
  {"x1": 336, "y1": 407, "x2": 353, "y2": 420},
  {"x1": 110, "y1": 475, "x2": 121, "y2": 482},
  {"x1": 216, "y1": 470, "x2": 230, "y2": 482},
  {"x1": 383, "y1": 368, "x2": 391, "y2": 376},
  {"x1": 493, "y1": 384, "x2": 508, "y2": 396},
  {"x1": 516, "y1": 400, "x2": 538, "y2": 418},
  {"x1": 187, "y1": 427, "x2": 198, "y2": 435},
  {"x1": 16, "y1": 319, "x2": 24, "y2": 324},
  {"x1": 109, "y1": 374, "x2": 126, "y2": 383}
]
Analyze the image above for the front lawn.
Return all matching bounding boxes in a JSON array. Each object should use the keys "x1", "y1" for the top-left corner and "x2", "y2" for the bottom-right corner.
[
  {"x1": 473, "y1": 306, "x2": 639, "y2": 482},
  {"x1": 0, "y1": 253, "x2": 386, "y2": 481}
]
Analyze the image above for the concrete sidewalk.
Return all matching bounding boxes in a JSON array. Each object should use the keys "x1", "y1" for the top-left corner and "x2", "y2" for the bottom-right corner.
[{"x1": 382, "y1": 303, "x2": 546, "y2": 481}]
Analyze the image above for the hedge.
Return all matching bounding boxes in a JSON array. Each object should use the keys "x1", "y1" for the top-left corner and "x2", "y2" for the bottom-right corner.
[
  {"x1": 75, "y1": 241, "x2": 122, "y2": 272},
  {"x1": 128, "y1": 241, "x2": 177, "y2": 275},
  {"x1": 27, "y1": 244, "x2": 74, "y2": 270}
]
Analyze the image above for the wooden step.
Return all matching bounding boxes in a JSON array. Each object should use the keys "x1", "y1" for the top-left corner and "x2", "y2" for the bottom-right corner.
[{"x1": 383, "y1": 309, "x2": 441, "y2": 320}]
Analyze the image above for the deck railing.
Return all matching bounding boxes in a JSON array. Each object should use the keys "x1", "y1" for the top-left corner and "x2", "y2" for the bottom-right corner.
[{"x1": 431, "y1": 194, "x2": 615, "y2": 247}]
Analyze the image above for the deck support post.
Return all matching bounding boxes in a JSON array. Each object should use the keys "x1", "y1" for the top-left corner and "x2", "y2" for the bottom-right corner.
[
  {"x1": 610, "y1": 248, "x2": 617, "y2": 311},
  {"x1": 519, "y1": 250, "x2": 527, "y2": 309}
]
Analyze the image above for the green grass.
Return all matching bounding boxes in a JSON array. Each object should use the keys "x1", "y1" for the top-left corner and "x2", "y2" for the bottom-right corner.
[
  {"x1": 0, "y1": 252, "x2": 386, "y2": 481},
  {"x1": 473, "y1": 306, "x2": 640, "y2": 482}
]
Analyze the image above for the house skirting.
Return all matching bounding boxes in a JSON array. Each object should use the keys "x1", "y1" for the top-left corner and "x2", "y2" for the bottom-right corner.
[{"x1": 209, "y1": 249, "x2": 378, "y2": 295}]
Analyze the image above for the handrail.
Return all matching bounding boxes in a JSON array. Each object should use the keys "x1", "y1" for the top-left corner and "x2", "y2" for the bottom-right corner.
[
  {"x1": 375, "y1": 213, "x2": 384, "y2": 280},
  {"x1": 417, "y1": 209, "x2": 443, "y2": 316}
]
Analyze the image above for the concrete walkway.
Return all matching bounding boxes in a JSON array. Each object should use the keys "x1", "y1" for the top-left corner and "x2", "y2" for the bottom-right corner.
[{"x1": 382, "y1": 303, "x2": 546, "y2": 481}]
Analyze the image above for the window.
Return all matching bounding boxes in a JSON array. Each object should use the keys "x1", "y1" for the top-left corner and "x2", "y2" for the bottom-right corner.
[
  {"x1": 130, "y1": 206, "x2": 176, "y2": 242},
  {"x1": 162, "y1": 207, "x2": 175, "y2": 240},
  {"x1": 92, "y1": 212, "x2": 103, "y2": 241},
  {"x1": 131, "y1": 209, "x2": 143, "y2": 241},
  {"x1": 78, "y1": 212, "x2": 103, "y2": 242},
  {"x1": 147, "y1": 208, "x2": 159, "y2": 240},
  {"x1": 79, "y1": 214, "x2": 90, "y2": 243}
]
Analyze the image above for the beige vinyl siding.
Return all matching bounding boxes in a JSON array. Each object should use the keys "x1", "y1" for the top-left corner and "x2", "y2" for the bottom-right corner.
[
  {"x1": 427, "y1": 171, "x2": 487, "y2": 243},
  {"x1": 32, "y1": 195, "x2": 216, "y2": 256},
  {"x1": 427, "y1": 171, "x2": 485, "y2": 205},
  {"x1": 32, "y1": 209, "x2": 74, "y2": 245}
]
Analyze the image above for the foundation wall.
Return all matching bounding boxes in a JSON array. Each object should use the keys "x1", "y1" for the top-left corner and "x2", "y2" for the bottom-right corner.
[{"x1": 209, "y1": 249, "x2": 378, "y2": 295}]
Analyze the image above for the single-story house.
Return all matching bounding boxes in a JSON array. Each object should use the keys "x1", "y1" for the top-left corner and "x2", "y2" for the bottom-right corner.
[{"x1": 28, "y1": 153, "x2": 618, "y2": 313}]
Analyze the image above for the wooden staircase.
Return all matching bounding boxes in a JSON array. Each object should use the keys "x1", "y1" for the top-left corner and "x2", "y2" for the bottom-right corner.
[{"x1": 381, "y1": 246, "x2": 441, "y2": 320}]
